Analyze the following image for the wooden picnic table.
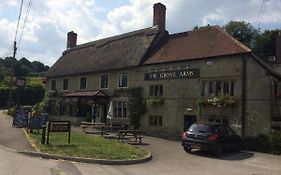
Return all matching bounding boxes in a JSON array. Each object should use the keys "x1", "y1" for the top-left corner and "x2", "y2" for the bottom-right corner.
[
  {"x1": 80, "y1": 122, "x2": 105, "y2": 133},
  {"x1": 117, "y1": 130, "x2": 144, "y2": 144},
  {"x1": 81, "y1": 122, "x2": 126, "y2": 136}
]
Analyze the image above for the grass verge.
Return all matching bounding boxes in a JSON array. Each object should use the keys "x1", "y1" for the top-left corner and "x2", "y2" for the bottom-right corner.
[{"x1": 27, "y1": 131, "x2": 149, "y2": 160}]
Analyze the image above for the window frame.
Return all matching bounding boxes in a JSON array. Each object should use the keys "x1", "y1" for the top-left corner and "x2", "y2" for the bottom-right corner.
[
  {"x1": 202, "y1": 80, "x2": 237, "y2": 97},
  {"x1": 149, "y1": 115, "x2": 163, "y2": 126},
  {"x1": 114, "y1": 101, "x2": 128, "y2": 118},
  {"x1": 149, "y1": 84, "x2": 163, "y2": 97},
  {"x1": 51, "y1": 80, "x2": 56, "y2": 91},
  {"x1": 80, "y1": 77, "x2": 87, "y2": 90},
  {"x1": 100, "y1": 74, "x2": 109, "y2": 89},
  {"x1": 62, "y1": 79, "x2": 69, "y2": 91},
  {"x1": 118, "y1": 72, "x2": 128, "y2": 88}
]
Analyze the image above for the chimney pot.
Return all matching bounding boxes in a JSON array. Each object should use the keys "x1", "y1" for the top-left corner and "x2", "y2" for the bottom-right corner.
[
  {"x1": 153, "y1": 3, "x2": 166, "y2": 32},
  {"x1": 67, "y1": 31, "x2": 77, "y2": 49}
]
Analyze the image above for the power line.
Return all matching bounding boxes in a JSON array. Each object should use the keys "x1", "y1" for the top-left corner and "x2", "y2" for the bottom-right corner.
[
  {"x1": 14, "y1": 0, "x2": 24, "y2": 42},
  {"x1": 256, "y1": 0, "x2": 269, "y2": 28},
  {"x1": 18, "y1": 0, "x2": 32, "y2": 51}
]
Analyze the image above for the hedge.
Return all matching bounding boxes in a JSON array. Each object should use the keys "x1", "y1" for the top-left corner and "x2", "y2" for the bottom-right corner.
[
  {"x1": 0, "y1": 85, "x2": 44, "y2": 108},
  {"x1": 243, "y1": 132, "x2": 281, "y2": 155}
]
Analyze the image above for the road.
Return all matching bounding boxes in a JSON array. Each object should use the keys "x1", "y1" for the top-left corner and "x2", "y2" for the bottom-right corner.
[{"x1": 0, "y1": 111, "x2": 280, "y2": 175}]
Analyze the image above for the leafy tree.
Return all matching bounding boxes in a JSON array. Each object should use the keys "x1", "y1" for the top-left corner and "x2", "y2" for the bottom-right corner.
[
  {"x1": 253, "y1": 30, "x2": 279, "y2": 62},
  {"x1": 224, "y1": 21, "x2": 260, "y2": 48},
  {"x1": 193, "y1": 24, "x2": 211, "y2": 30},
  {"x1": 32, "y1": 61, "x2": 46, "y2": 72}
]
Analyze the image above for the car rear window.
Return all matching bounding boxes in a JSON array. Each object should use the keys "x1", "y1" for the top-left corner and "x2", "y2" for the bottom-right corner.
[{"x1": 188, "y1": 124, "x2": 214, "y2": 133}]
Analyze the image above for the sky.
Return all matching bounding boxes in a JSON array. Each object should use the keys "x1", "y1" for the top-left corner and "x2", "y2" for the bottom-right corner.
[{"x1": 0, "y1": 0, "x2": 280, "y2": 66}]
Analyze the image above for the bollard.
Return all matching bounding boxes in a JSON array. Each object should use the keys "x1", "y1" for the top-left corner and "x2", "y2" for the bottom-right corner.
[{"x1": 41, "y1": 126, "x2": 46, "y2": 144}]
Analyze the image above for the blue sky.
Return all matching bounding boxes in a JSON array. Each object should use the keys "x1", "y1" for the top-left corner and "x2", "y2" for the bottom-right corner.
[{"x1": 0, "y1": 0, "x2": 280, "y2": 66}]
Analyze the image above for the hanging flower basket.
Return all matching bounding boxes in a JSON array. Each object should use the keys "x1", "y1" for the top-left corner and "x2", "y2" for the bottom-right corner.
[{"x1": 197, "y1": 96, "x2": 238, "y2": 107}]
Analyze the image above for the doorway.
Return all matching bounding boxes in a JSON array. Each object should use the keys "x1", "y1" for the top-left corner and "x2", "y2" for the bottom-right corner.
[{"x1": 183, "y1": 115, "x2": 197, "y2": 131}]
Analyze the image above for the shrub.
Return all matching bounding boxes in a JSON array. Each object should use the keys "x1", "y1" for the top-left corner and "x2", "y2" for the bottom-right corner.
[{"x1": 243, "y1": 132, "x2": 281, "y2": 155}]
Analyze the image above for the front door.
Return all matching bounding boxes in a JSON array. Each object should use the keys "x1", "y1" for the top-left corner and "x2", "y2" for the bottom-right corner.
[{"x1": 183, "y1": 115, "x2": 197, "y2": 131}]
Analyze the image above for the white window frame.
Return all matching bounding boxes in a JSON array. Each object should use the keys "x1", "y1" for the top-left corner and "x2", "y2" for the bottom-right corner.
[
  {"x1": 114, "y1": 101, "x2": 128, "y2": 118},
  {"x1": 118, "y1": 72, "x2": 128, "y2": 88}
]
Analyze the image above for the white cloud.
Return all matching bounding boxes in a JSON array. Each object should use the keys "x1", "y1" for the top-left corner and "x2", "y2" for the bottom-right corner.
[{"x1": 0, "y1": 0, "x2": 280, "y2": 66}]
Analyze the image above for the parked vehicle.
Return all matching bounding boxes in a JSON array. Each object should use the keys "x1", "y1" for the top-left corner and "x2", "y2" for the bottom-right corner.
[{"x1": 182, "y1": 123, "x2": 242, "y2": 155}]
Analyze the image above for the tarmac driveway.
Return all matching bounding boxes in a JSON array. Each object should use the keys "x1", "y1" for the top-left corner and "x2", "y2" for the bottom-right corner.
[
  {"x1": 76, "y1": 136, "x2": 281, "y2": 175},
  {"x1": 0, "y1": 110, "x2": 280, "y2": 175}
]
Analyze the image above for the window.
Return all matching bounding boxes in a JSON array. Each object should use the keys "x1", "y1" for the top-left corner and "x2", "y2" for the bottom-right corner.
[
  {"x1": 51, "y1": 80, "x2": 56, "y2": 91},
  {"x1": 100, "y1": 74, "x2": 108, "y2": 88},
  {"x1": 80, "y1": 77, "x2": 87, "y2": 89},
  {"x1": 149, "y1": 84, "x2": 163, "y2": 97},
  {"x1": 63, "y1": 79, "x2": 69, "y2": 90},
  {"x1": 149, "y1": 115, "x2": 163, "y2": 126},
  {"x1": 114, "y1": 101, "x2": 127, "y2": 118},
  {"x1": 118, "y1": 73, "x2": 128, "y2": 87},
  {"x1": 203, "y1": 80, "x2": 236, "y2": 97}
]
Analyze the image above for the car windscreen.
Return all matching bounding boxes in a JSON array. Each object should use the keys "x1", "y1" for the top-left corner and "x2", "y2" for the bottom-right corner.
[{"x1": 188, "y1": 124, "x2": 214, "y2": 133}]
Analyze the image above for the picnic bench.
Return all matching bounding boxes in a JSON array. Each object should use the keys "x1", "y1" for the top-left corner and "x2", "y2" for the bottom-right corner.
[
  {"x1": 117, "y1": 130, "x2": 144, "y2": 144},
  {"x1": 81, "y1": 122, "x2": 128, "y2": 136},
  {"x1": 80, "y1": 122, "x2": 105, "y2": 133}
]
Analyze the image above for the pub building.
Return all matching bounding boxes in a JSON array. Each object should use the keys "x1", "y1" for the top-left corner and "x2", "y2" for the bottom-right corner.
[{"x1": 45, "y1": 3, "x2": 281, "y2": 138}]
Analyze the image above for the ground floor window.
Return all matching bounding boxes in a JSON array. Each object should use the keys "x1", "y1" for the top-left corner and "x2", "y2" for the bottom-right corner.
[
  {"x1": 114, "y1": 101, "x2": 127, "y2": 118},
  {"x1": 149, "y1": 115, "x2": 163, "y2": 126}
]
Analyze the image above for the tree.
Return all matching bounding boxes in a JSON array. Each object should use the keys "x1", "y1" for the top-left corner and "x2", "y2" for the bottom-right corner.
[
  {"x1": 224, "y1": 21, "x2": 260, "y2": 48},
  {"x1": 32, "y1": 61, "x2": 46, "y2": 72},
  {"x1": 253, "y1": 30, "x2": 279, "y2": 62}
]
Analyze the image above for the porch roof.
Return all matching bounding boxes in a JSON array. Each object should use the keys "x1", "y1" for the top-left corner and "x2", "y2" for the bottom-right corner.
[{"x1": 62, "y1": 90, "x2": 109, "y2": 98}]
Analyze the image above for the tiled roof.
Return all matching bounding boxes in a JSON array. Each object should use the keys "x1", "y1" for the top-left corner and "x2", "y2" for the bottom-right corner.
[
  {"x1": 144, "y1": 26, "x2": 251, "y2": 64},
  {"x1": 46, "y1": 27, "x2": 159, "y2": 78}
]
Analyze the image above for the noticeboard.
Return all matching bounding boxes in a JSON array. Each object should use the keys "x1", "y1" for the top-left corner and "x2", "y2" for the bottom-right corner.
[
  {"x1": 46, "y1": 121, "x2": 71, "y2": 144},
  {"x1": 13, "y1": 109, "x2": 28, "y2": 128}
]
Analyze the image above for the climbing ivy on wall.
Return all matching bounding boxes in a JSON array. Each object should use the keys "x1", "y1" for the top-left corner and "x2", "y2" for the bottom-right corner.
[{"x1": 113, "y1": 87, "x2": 146, "y2": 129}]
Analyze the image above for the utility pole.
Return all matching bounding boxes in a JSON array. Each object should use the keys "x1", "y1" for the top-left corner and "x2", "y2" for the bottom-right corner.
[{"x1": 8, "y1": 41, "x2": 17, "y2": 108}]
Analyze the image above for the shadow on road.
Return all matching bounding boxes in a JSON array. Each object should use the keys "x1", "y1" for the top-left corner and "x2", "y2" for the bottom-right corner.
[{"x1": 188, "y1": 150, "x2": 254, "y2": 161}]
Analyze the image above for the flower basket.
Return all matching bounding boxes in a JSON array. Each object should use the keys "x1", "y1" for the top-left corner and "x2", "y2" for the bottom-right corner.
[{"x1": 197, "y1": 96, "x2": 238, "y2": 107}]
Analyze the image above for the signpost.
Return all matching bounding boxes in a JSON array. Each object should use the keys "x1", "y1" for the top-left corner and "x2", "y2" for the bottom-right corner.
[{"x1": 46, "y1": 121, "x2": 71, "y2": 144}]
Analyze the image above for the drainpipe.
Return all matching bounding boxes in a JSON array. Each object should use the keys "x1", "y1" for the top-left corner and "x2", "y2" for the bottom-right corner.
[{"x1": 241, "y1": 55, "x2": 246, "y2": 138}]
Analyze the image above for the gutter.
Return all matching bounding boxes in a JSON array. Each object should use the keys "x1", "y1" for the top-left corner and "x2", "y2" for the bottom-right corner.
[{"x1": 241, "y1": 55, "x2": 246, "y2": 138}]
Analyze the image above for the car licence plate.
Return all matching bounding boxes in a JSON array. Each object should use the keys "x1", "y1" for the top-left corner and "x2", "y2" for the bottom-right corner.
[{"x1": 191, "y1": 144, "x2": 201, "y2": 150}]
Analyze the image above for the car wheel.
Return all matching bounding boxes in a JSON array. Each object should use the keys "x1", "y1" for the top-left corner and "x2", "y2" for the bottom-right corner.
[
  {"x1": 183, "y1": 146, "x2": 191, "y2": 153},
  {"x1": 215, "y1": 144, "x2": 223, "y2": 156}
]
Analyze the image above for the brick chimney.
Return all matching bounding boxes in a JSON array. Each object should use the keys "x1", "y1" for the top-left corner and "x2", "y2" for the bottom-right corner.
[
  {"x1": 276, "y1": 30, "x2": 281, "y2": 64},
  {"x1": 67, "y1": 31, "x2": 77, "y2": 49},
  {"x1": 153, "y1": 3, "x2": 166, "y2": 32}
]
